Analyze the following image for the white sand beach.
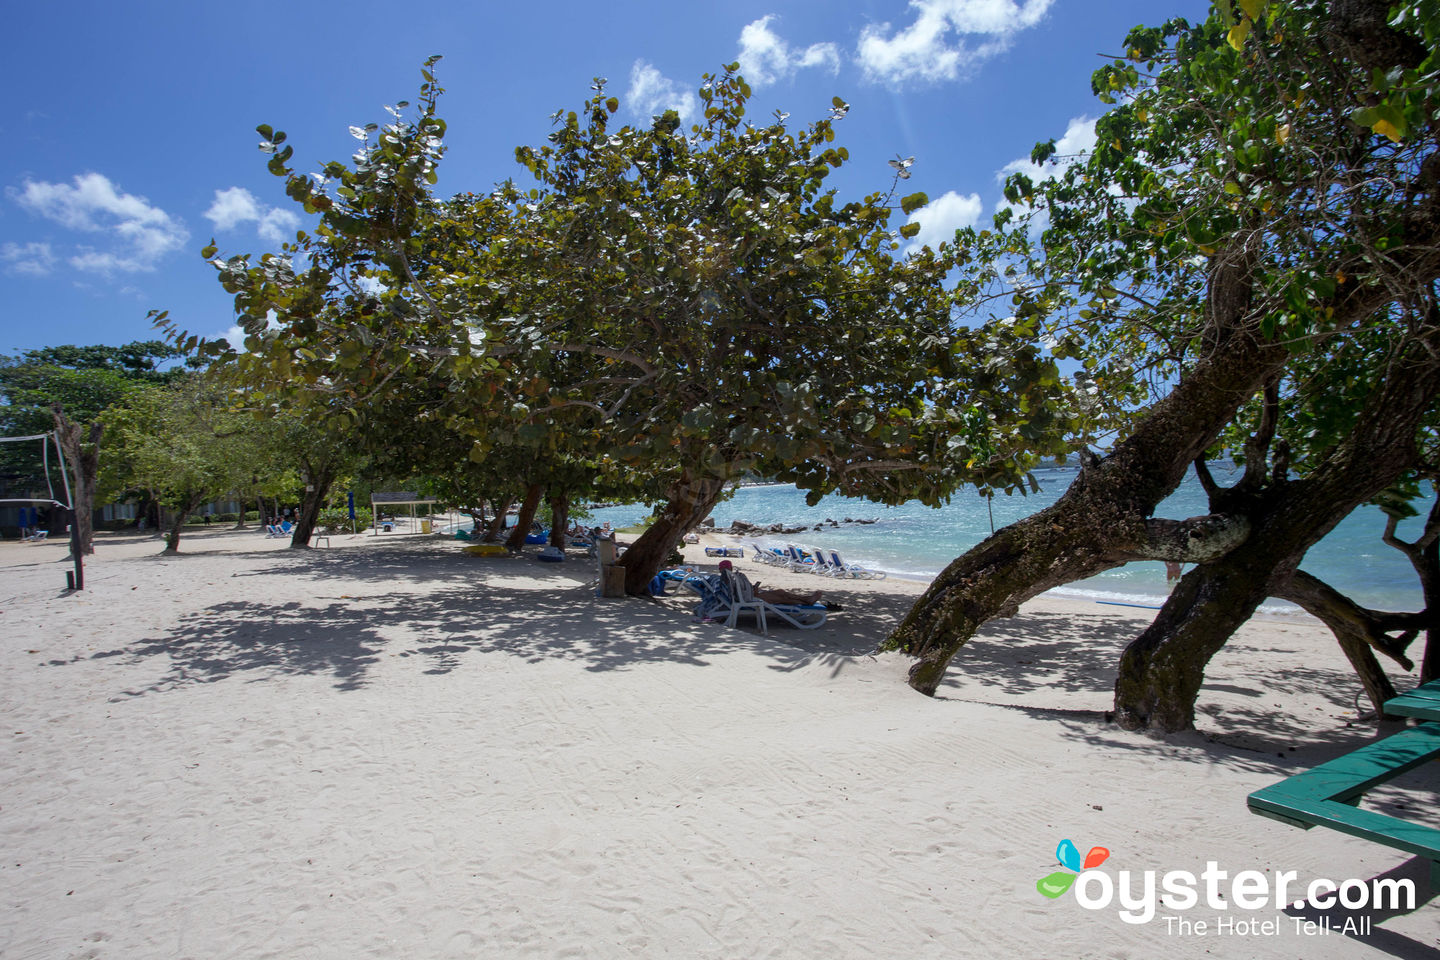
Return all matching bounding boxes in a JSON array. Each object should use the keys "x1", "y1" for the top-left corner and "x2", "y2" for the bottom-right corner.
[{"x1": 2, "y1": 528, "x2": 1436, "y2": 958}]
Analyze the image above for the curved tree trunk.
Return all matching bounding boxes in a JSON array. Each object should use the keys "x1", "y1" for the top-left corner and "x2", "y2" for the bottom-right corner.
[
  {"x1": 484, "y1": 496, "x2": 513, "y2": 541},
  {"x1": 289, "y1": 465, "x2": 336, "y2": 549},
  {"x1": 888, "y1": 305, "x2": 1289, "y2": 693},
  {"x1": 1272, "y1": 571, "x2": 1427, "y2": 716},
  {"x1": 619, "y1": 474, "x2": 728, "y2": 595},
  {"x1": 1113, "y1": 335, "x2": 1440, "y2": 730},
  {"x1": 1415, "y1": 514, "x2": 1440, "y2": 684},
  {"x1": 163, "y1": 493, "x2": 206, "y2": 554},
  {"x1": 1114, "y1": 552, "x2": 1280, "y2": 731},
  {"x1": 505, "y1": 483, "x2": 544, "y2": 552},
  {"x1": 1381, "y1": 496, "x2": 1440, "y2": 685}
]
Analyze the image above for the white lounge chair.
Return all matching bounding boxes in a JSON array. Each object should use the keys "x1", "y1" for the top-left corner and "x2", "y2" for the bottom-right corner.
[
  {"x1": 828, "y1": 550, "x2": 886, "y2": 580},
  {"x1": 783, "y1": 545, "x2": 821, "y2": 573},
  {"x1": 720, "y1": 569, "x2": 828, "y2": 632}
]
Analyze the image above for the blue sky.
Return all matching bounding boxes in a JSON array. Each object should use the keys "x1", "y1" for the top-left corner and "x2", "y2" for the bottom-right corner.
[{"x1": 0, "y1": 0, "x2": 1209, "y2": 356}]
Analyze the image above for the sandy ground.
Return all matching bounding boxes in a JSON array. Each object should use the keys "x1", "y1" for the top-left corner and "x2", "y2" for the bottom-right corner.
[{"x1": 1, "y1": 524, "x2": 1437, "y2": 959}]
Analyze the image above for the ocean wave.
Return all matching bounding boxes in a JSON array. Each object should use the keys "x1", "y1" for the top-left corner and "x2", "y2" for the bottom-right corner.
[{"x1": 1047, "y1": 585, "x2": 1303, "y2": 617}]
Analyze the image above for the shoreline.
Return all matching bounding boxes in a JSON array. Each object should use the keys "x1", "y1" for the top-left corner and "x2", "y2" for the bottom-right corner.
[
  {"x1": 1, "y1": 528, "x2": 1433, "y2": 957},
  {"x1": 708, "y1": 529, "x2": 1320, "y2": 626},
  {"x1": 585, "y1": 480, "x2": 1432, "y2": 614}
]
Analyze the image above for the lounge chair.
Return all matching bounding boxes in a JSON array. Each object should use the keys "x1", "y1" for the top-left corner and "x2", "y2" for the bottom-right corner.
[
  {"x1": 719, "y1": 569, "x2": 828, "y2": 633},
  {"x1": 703, "y1": 546, "x2": 744, "y2": 558},
  {"x1": 650, "y1": 567, "x2": 705, "y2": 597},
  {"x1": 22, "y1": 529, "x2": 49, "y2": 542},
  {"x1": 783, "y1": 545, "x2": 820, "y2": 573},
  {"x1": 828, "y1": 550, "x2": 886, "y2": 579},
  {"x1": 686, "y1": 573, "x2": 733, "y2": 622},
  {"x1": 804, "y1": 547, "x2": 843, "y2": 576},
  {"x1": 749, "y1": 545, "x2": 785, "y2": 565}
]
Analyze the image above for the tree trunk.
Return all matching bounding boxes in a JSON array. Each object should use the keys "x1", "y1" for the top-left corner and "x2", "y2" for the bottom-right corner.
[
  {"x1": 233, "y1": 491, "x2": 253, "y2": 530},
  {"x1": 1113, "y1": 334, "x2": 1440, "y2": 730},
  {"x1": 163, "y1": 494, "x2": 205, "y2": 553},
  {"x1": 1423, "y1": 548, "x2": 1440, "y2": 683},
  {"x1": 145, "y1": 497, "x2": 161, "y2": 530},
  {"x1": 1415, "y1": 511, "x2": 1440, "y2": 684},
  {"x1": 1114, "y1": 553, "x2": 1280, "y2": 730},
  {"x1": 289, "y1": 466, "x2": 335, "y2": 548},
  {"x1": 548, "y1": 494, "x2": 570, "y2": 549},
  {"x1": 618, "y1": 474, "x2": 728, "y2": 595},
  {"x1": 1272, "y1": 571, "x2": 1426, "y2": 715},
  {"x1": 505, "y1": 484, "x2": 544, "y2": 551},
  {"x1": 50, "y1": 404, "x2": 100, "y2": 556},
  {"x1": 484, "y1": 496, "x2": 513, "y2": 541},
  {"x1": 1381, "y1": 496, "x2": 1440, "y2": 685},
  {"x1": 888, "y1": 311, "x2": 1291, "y2": 693}
]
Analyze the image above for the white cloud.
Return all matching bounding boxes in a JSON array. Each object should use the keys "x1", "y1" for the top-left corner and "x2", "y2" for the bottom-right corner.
[
  {"x1": 858, "y1": 0, "x2": 1056, "y2": 86},
  {"x1": 204, "y1": 186, "x2": 261, "y2": 231},
  {"x1": 0, "y1": 241, "x2": 57, "y2": 276},
  {"x1": 219, "y1": 324, "x2": 247, "y2": 349},
  {"x1": 737, "y1": 16, "x2": 841, "y2": 87},
  {"x1": 903, "y1": 190, "x2": 983, "y2": 253},
  {"x1": 994, "y1": 116, "x2": 1097, "y2": 232},
  {"x1": 12, "y1": 172, "x2": 189, "y2": 274},
  {"x1": 997, "y1": 115, "x2": 1097, "y2": 183},
  {"x1": 627, "y1": 61, "x2": 698, "y2": 123},
  {"x1": 213, "y1": 311, "x2": 281, "y2": 353},
  {"x1": 204, "y1": 186, "x2": 300, "y2": 247},
  {"x1": 258, "y1": 208, "x2": 300, "y2": 246}
]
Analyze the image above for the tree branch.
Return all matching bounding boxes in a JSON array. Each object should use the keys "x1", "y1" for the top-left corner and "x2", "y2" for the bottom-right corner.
[
  {"x1": 1271, "y1": 570, "x2": 1421, "y2": 670},
  {"x1": 1113, "y1": 513, "x2": 1252, "y2": 562}
]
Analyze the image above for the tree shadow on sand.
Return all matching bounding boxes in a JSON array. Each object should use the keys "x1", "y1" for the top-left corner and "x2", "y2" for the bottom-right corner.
[
  {"x1": 53, "y1": 570, "x2": 826, "y2": 699},
  {"x1": 49, "y1": 540, "x2": 1435, "y2": 782}
]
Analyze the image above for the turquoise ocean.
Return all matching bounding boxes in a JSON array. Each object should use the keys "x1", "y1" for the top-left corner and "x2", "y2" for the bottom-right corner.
[{"x1": 585, "y1": 464, "x2": 1433, "y2": 613}]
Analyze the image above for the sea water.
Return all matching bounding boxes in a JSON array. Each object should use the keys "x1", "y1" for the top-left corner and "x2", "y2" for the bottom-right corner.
[{"x1": 585, "y1": 463, "x2": 1433, "y2": 613}]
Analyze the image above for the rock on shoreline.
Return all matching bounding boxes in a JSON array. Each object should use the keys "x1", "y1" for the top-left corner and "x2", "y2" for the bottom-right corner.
[{"x1": 702, "y1": 517, "x2": 880, "y2": 537}]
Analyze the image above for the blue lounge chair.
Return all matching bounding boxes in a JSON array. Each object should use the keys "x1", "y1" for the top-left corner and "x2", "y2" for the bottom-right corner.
[
  {"x1": 783, "y1": 546, "x2": 820, "y2": 573},
  {"x1": 828, "y1": 550, "x2": 886, "y2": 580}
]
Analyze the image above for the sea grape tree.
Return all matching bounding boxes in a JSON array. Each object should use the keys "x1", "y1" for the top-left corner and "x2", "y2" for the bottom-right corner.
[
  {"x1": 177, "y1": 61, "x2": 1090, "y2": 593},
  {"x1": 887, "y1": 0, "x2": 1440, "y2": 730},
  {"x1": 499, "y1": 68, "x2": 1085, "y2": 592}
]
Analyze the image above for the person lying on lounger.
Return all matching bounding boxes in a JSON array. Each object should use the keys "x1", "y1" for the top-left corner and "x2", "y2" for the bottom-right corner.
[
  {"x1": 752, "y1": 582, "x2": 822, "y2": 606},
  {"x1": 714, "y1": 561, "x2": 820, "y2": 606}
]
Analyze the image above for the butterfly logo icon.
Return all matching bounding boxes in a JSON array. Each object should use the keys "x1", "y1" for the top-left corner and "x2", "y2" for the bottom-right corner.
[{"x1": 1037, "y1": 838, "x2": 1110, "y2": 898}]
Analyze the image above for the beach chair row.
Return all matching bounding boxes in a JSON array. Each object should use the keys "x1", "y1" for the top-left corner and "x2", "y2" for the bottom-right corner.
[{"x1": 747, "y1": 544, "x2": 886, "y2": 579}]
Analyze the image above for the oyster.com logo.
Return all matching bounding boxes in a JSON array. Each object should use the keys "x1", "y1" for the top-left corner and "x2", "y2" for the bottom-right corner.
[
  {"x1": 1037, "y1": 838, "x2": 1110, "y2": 899},
  {"x1": 1035, "y1": 837, "x2": 1417, "y2": 932}
]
